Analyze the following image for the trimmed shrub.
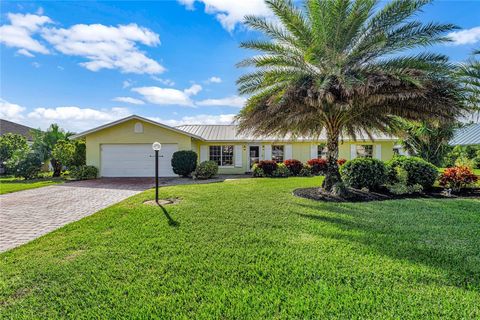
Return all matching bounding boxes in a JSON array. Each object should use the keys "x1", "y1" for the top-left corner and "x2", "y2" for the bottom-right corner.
[
  {"x1": 14, "y1": 152, "x2": 42, "y2": 180},
  {"x1": 439, "y1": 166, "x2": 478, "y2": 192},
  {"x1": 307, "y1": 158, "x2": 328, "y2": 175},
  {"x1": 171, "y1": 150, "x2": 198, "y2": 177},
  {"x1": 70, "y1": 165, "x2": 98, "y2": 180},
  {"x1": 193, "y1": 160, "x2": 218, "y2": 179},
  {"x1": 251, "y1": 164, "x2": 265, "y2": 177},
  {"x1": 386, "y1": 167, "x2": 423, "y2": 195},
  {"x1": 299, "y1": 165, "x2": 313, "y2": 177},
  {"x1": 337, "y1": 158, "x2": 347, "y2": 166},
  {"x1": 284, "y1": 159, "x2": 303, "y2": 176},
  {"x1": 272, "y1": 163, "x2": 290, "y2": 178},
  {"x1": 386, "y1": 156, "x2": 438, "y2": 189},
  {"x1": 340, "y1": 158, "x2": 387, "y2": 190},
  {"x1": 257, "y1": 160, "x2": 278, "y2": 176}
]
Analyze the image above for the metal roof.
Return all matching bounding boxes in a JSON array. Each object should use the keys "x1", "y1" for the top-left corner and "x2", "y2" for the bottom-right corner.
[
  {"x1": 450, "y1": 123, "x2": 480, "y2": 146},
  {"x1": 176, "y1": 124, "x2": 396, "y2": 142}
]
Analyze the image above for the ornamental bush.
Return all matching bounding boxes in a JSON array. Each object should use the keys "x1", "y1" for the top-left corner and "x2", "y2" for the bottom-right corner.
[
  {"x1": 284, "y1": 159, "x2": 303, "y2": 176},
  {"x1": 193, "y1": 160, "x2": 218, "y2": 179},
  {"x1": 13, "y1": 152, "x2": 43, "y2": 180},
  {"x1": 171, "y1": 150, "x2": 198, "y2": 177},
  {"x1": 251, "y1": 164, "x2": 265, "y2": 177},
  {"x1": 386, "y1": 156, "x2": 438, "y2": 189},
  {"x1": 272, "y1": 163, "x2": 290, "y2": 178},
  {"x1": 337, "y1": 158, "x2": 347, "y2": 166},
  {"x1": 298, "y1": 165, "x2": 313, "y2": 177},
  {"x1": 257, "y1": 160, "x2": 278, "y2": 176},
  {"x1": 340, "y1": 158, "x2": 387, "y2": 190},
  {"x1": 70, "y1": 165, "x2": 98, "y2": 180},
  {"x1": 386, "y1": 167, "x2": 423, "y2": 195},
  {"x1": 307, "y1": 158, "x2": 328, "y2": 175},
  {"x1": 439, "y1": 166, "x2": 478, "y2": 192}
]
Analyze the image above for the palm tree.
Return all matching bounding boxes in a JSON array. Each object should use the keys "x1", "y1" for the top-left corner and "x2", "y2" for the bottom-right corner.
[
  {"x1": 457, "y1": 49, "x2": 480, "y2": 119},
  {"x1": 236, "y1": 0, "x2": 467, "y2": 191},
  {"x1": 391, "y1": 118, "x2": 456, "y2": 166},
  {"x1": 32, "y1": 124, "x2": 74, "y2": 177}
]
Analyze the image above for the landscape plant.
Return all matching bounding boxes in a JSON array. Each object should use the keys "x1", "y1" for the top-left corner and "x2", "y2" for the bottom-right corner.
[
  {"x1": 13, "y1": 152, "x2": 43, "y2": 180},
  {"x1": 32, "y1": 124, "x2": 74, "y2": 177},
  {"x1": 0, "y1": 133, "x2": 29, "y2": 174},
  {"x1": 256, "y1": 160, "x2": 278, "y2": 176},
  {"x1": 171, "y1": 150, "x2": 198, "y2": 177},
  {"x1": 69, "y1": 165, "x2": 98, "y2": 180},
  {"x1": 193, "y1": 160, "x2": 218, "y2": 179},
  {"x1": 307, "y1": 158, "x2": 328, "y2": 175},
  {"x1": 439, "y1": 166, "x2": 478, "y2": 192},
  {"x1": 272, "y1": 163, "x2": 291, "y2": 177},
  {"x1": 340, "y1": 158, "x2": 387, "y2": 190},
  {"x1": 284, "y1": 159, "x2": 303, "y2": 176},
  {"x1": 386, "y1": 156, "x2": 438, "y2": 189},
  {"x1": 236, "y1": 0, "x2": 466, "y2": 191}
]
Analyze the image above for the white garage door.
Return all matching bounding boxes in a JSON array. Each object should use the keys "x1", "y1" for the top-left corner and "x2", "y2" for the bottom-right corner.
[{"x1": 100, "y1": 144, "x2": 178, "y2": 177}]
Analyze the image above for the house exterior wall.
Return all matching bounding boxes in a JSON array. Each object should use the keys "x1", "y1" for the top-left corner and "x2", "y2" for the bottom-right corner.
[
  {"x1": 85, "y1": 119, "x2": 193, "y2": 176},
  {"x1": 83, "y1": 118, "x2": 397, "y2": 176}
]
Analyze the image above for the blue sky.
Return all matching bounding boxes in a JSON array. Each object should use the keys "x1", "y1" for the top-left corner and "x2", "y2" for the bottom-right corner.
[{"x1": 1, "y1": 0, "x2": 479, "y2": 132}]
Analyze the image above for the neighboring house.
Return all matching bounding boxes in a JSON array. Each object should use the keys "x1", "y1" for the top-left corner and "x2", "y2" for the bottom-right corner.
[
  {"x1": 0, "y1": 119, "x2": 35, "y2": 143},
  {"x1": 72, "y1": 115, "x2": 399, "y2": 177},
  {"x1": 450, "y1": 123, "x2": 480, "y2": 146}
]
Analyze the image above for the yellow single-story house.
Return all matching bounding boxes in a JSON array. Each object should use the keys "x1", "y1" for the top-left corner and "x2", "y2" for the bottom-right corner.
[{"x1": 73, "y1": 115, "x2": 400, "y2": 177}]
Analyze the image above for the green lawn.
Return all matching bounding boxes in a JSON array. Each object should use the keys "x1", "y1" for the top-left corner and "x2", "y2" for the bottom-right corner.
[
  {"x1": 0, "y1": 176, "x2": 63, "y2": 195},
  {"x1": 1, "y1": 177, "x2": 479, "y2": 318}
]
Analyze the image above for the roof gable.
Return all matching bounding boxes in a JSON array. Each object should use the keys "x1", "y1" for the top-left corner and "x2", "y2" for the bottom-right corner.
[
  {"x1": 0, "y1": 119, "x2": 36, "y2": 140},
  {"x1": 72, "y1": 115, "x2": 204, "y2": 140}
]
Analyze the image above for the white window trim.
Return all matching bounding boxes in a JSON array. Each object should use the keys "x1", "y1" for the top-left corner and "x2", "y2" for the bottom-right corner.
[
  {"x1": 209, "y1": 145, "x2": 235, "y2": 167},
  {"x1": 271, "y1": 144, "x2": 285, "y2": 162}
]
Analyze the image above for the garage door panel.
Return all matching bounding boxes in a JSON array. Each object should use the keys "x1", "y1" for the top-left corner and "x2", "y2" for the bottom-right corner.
[{"x1": 100, "y1": 144, "x2": 177, "y2": 177}]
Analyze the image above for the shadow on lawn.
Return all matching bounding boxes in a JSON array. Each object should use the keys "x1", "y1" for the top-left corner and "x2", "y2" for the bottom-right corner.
[
  {"x1": 295, "y1": 200, "x2": 480, "y2": 290},
  {"x1": 155, "y1": 201, "x2": 180, "y2": 227}
]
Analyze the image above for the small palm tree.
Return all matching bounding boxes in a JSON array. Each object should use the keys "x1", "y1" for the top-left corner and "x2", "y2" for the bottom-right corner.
[
  {"x1": 32, "y1": 124, "x2": 74, "y2": 177},
  {"x1": 457, "y1": 49, "x2": 480, "y2": 119},
  {"x1": 236, "y1": 0, "x2": 467, "y2": 191}
]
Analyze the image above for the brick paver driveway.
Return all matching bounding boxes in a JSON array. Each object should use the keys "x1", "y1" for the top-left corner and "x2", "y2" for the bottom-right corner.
[{"x1": 0, "y1": 178, "x2": 154, "y2": 253}]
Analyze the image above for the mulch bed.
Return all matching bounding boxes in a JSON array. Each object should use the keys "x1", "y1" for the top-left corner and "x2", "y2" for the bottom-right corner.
[{"x1": 293, "y1": 186, "x2": 480, "y2": 203}]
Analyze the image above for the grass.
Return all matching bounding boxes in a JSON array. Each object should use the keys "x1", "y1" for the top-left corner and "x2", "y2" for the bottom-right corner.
[
  {"x1": 1, "y1": 177, "x2": 479, "y2": 318},
  {"x1": 0, "y1": 176, "x2": 64, "y2": 195}
]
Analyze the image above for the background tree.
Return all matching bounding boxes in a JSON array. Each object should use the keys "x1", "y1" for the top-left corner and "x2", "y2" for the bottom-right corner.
[
  {"x1": 392, "y1": 118, "x2": 457, "y2": 166},
  {"x1": 32, "y1": 124, "x2": 74, "y2": 177},
  {"x1": 457, "y1": 49, "x2": 480, "y2": 120},
  {"x1": 236, "y1": 0, "x2": 466, "y2": 191},
  {"x1": 0, "y1": 133, "x2": 29, "y2": 174},
  {"x1": 51, "y1": 139, "x2": 86, "y2": 170}
]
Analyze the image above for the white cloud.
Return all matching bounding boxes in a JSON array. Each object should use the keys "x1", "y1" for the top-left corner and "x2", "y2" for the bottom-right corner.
[
  {"x1": 17, "y1": 48, "x2": 35, "y2": 57},
  {"x1": 448, "y1": 26, "x2": 480, "y2": 45},
  {"x1": 112, "y1": 96, "x2": 145, "y2": 105},
  {"x1": 151, "y1": 76, "x2": 175, "y2": 86},
  {"x1": 150, "y1": 113, "x2": 236, "y2": 126},
  {"x1": 0, "y1": 13, "x2": 52, "y2": 56},
  {"x1": 122, "y1": 80, "x2": 133, "y2": 88},
  {"x1": 184, "y1": 84, "x2": 202, "y2": 96},
  {"x1": 177, "y1": 0, "x2": 271, "y2": 31},
  {"x1": 42, "y1": 23, "x2": 164, "y2": 74},
  {"x1": 206, "y1": 76, "x2": 222, "y2": 84},
  {"x1": 0, "y1": 99, "x2": 26, "y2": 122},
  {"x1": 27, "y1": 106, "x2": 130, "y2": 132},
  {"x1": 133, "y1": 84, "x2": 202, "y2": 107},
  {"x1": 197, "y1": 95, "x2": 246, "y2": 108}
]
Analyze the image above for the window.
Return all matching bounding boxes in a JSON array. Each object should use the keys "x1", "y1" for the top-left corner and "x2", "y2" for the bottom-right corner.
[
  {"x1": 317, "y1": 144, "x2": 327, "y2": 159},
  {"x1": 209, "y1": 145, "x2": 234, "y2": 166},
  {"x1": 356, "y1": 145, "x2": 373, "y2": 158},
  {"x1": 272, "y1": 145, "x2": 284, "y2": 162}
]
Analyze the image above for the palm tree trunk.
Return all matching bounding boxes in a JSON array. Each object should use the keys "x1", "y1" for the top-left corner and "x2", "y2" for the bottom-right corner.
[
  {"x1": 51, "y1": 158, "x2": 62, "y2": 177},
  {"x1": 322, "y1": 129, "x2": 341, "y2": 191}
]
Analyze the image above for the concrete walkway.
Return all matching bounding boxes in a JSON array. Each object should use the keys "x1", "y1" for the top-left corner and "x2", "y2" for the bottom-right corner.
[{"x1": 0, "y1": 175, "x2": 248, "y2": 252}]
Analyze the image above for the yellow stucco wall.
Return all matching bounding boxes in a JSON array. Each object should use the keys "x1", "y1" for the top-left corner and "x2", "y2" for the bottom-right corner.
[
  {"x1": 85, "y1": 119, "x2": 194, "y2": 175},
  {"x1": 84, "y1": 119, "x2": 397, "y2": 175}
]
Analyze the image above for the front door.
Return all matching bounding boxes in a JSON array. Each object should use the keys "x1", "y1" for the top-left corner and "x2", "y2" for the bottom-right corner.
[{"x1": 249, "y1": 146, "x2": 260, "y2": 170}]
